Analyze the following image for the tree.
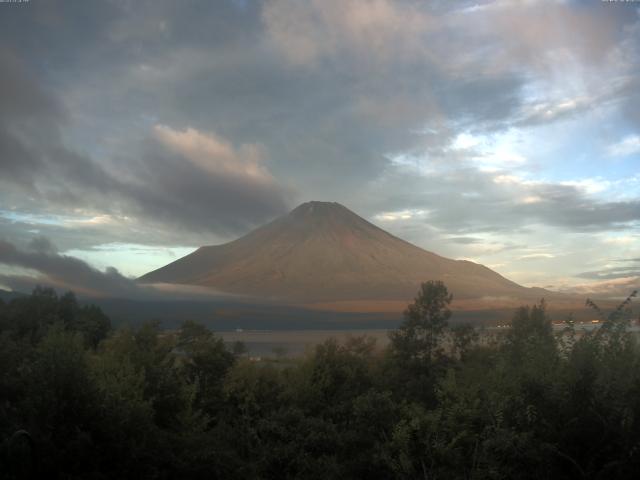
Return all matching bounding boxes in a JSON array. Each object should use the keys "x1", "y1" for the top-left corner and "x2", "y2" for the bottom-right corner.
[
  {"x1": 177, "y1": 320, "x2": 235, "y2": 417},
  {"x1": 390, "y1": 280, "x2": 453, "y2": 365},
  {"x1": 232, "y1": 340, "x2": 247, "y2": 357},
  {"x1": 75, "y1": 304, "x2": 111, "y2": 348},
  {"x1": 26, "y1": 324, "x2": 97, "y2": 475},
  {"x1": 505, "y1": 300, "x2": 556, "y2": 363},
  {"x1": 451, "y1": 323, "x2": 479, "y2": 360},
  {"x1": 386, "y1": 281, "x2": 453, "y2": 403}
]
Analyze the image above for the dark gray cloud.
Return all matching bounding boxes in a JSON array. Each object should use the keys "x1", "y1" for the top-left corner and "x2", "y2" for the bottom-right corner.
[
  {"x1": 2, "y1": 0, "x2": 633, "y2": 227},
  {"x1": 0, "y1": 48, "x2": 63, "y2": 191},
  {"x1": 0, "y1": 41, "x2": 290, "y2": 243},
  {"x1": 0, "y1": 237, "x2": 242, "y2": 300},
  {"x1": 27, "y1": 236, "x2": 58, "y2": 255},
  {"x1": 357, "y1": 165, "x2": 640, "y2": 235},
  {"x1": 577, "y1": 258, "x2": 640, "y2": 287},
  {"x1": 117, "y1": 132, "x2": 293, "y2": 236},
  {"x1": 0, "y1": 237, "x2": 138, "y2": 297},
  {"x1": 1, "y1": 0, "x2": 531, "y2": 200},
  {"x1": 578, "y1": 266, "x2": 640, "y2": 281}
]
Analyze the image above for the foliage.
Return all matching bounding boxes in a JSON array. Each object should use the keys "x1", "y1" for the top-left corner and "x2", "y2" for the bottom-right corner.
[
  {"x1": 1, "y1": 285, "x2": 640, "y2": 478},
  {"x1": 387, "y1": 280, "x2": 453, "y2": 404},
  {"x1": 390, "y1": 280, "x2": 452, "y2": 364}
]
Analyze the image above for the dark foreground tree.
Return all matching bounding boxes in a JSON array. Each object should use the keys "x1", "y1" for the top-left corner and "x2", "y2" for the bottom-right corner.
[
  {"x1": 387, "y1": 280, "x2": 452, "y2": 403},
  {"x1": 390, "y1": 280, "x2": 452, "y2": 365}
]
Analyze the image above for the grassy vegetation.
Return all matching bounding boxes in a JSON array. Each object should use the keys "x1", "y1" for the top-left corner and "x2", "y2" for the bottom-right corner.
[{"x1": 1, "y1": 283, "x2": 639, "y2": 479}]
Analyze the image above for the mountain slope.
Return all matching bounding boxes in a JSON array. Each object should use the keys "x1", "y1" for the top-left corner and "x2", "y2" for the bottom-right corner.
[{"x1": 139, "y1": 201, "x2": 545, "y2": 302}]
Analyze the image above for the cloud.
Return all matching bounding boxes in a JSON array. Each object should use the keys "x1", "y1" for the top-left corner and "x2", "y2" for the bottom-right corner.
[
  {"x1": 361, "y1": 162, "x2": 640, "y2": 236},
  {"x1": 0, "y1": 48, "x2": 66, "y2": 191},
  {"x1": 263, "y1": 0, "x2": 432, "y2": 67},
  {"x1": 578, "y1": 265, "x2": 640, "y2": 281},
  {"x1": 121, "y1": 125, "x2": 292, "y2": 236},
  {"x1": 27, "y1": 236, "x2": 58, "y2": 255},
  {"x1": 517, "y1": 96, "x2": 594, "y2": 127},
  {"x1": 561, "y1": 276, "x2": 640, "y2": 298},
  {"x1": 602, "y1": 235, "x2": 638, "y2": 246},
  {"x1": 559, "y1": 178, "x2": 611, "y2": 195},
  {"x1": 8, "y1": 0, "x2": 608, "y2": 219},
  {"x1": 446, "y1": 237, "x2": 483, "y2": 245},
  {"x1": 0, "y1": 46, "x2": 291, "y2": 243},
  {"x1": 0, "y1": 237, "x2": 250, "y2": 300},
  {"x1": 0, "y1": 238, "x2": 139, "y2": 297},
  {"x1": 607, "y1": 135, "x2": 640, "y2": 157},
  {"x1": 519, "y1": 253, "x2": 555, "y2": 260},
  {"x1": 153, "y1": 125, "x2": 268, "y2": 179}
]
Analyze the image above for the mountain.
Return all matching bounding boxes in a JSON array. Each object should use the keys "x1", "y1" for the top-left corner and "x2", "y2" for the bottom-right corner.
[{"x1": 139, "y1": 201, "x2": 547, "y2": 305}]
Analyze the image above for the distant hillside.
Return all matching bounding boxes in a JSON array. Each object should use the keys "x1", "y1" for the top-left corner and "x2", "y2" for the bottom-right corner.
[
  {"x1": 0, "y1": 289, "x2": 26, "y2": 302},
  {"x1": 139, "y1": 201, "x2": 548, "y2": 303}
]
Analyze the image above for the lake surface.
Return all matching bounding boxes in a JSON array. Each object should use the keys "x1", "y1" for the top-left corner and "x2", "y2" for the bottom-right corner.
[
  {"x1": 221, "y1": 329, "x2": 392, "y2": 357},
  {"x1": 220, "y1": 323, "x2": 640, "y2": 358}
]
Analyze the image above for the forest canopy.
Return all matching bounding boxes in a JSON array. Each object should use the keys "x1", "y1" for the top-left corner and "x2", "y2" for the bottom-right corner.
[{"x1": 1, "y1": 283, "x2": 639, "y2": 479}]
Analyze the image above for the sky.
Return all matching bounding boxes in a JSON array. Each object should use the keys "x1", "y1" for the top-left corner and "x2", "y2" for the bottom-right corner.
[{"x1": 0, "y1": 0, "x2": 639, "y2": 298}]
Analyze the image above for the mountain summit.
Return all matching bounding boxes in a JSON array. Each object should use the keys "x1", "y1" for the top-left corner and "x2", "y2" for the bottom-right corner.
[{"x1": 139, "y1": 201, "x2": 541, "y2": 303}]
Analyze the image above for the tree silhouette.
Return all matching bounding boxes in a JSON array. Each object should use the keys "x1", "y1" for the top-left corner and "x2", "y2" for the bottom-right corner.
[{"x1": 390, "y1": 280, "x2": 452, "y2": 364}]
